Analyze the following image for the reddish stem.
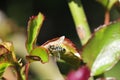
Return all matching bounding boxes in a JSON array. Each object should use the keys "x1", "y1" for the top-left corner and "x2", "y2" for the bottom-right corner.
[
  {"x1": 104, "y1": 10, "x2": 110, "y2": 25},
  {"x1": 25, "y1": 63, "x2": 30, "y2": 80}
]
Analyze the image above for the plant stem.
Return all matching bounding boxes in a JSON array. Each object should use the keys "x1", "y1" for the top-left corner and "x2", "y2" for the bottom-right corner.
[
  {"x1": 67, "y1": 0, "x2": 91, "y2": 45},
  {"x1": 104, "y1": 10, "x2": 110, "y2": 25},
  {"x1": 14, "y1": 63, "x2": 25, "y2": 80},
  {"x1": 25, "y1": 63, "x2": 30, "y2": 80}
]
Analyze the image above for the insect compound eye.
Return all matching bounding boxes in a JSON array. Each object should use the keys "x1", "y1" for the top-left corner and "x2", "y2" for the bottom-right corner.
[
  {"x1": 57, "y1": 46, "x2": 66, "y2": 53},
  {"x1": 61, "y1": 48, "x2": 66, "y2": 53}
]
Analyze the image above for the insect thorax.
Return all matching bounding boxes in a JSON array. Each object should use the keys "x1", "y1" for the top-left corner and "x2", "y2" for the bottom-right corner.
[{"x1": 48, "y1": 45, "x2": 66, "y2": 56}]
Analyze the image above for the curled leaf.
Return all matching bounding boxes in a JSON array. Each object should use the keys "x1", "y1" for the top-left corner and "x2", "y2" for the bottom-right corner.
[
  {"x1": 26, "y1": 46, "x2": 49, "y2": 63},
  {"x1": 42, "y1": 36, "x2": 81, "y2": 58},
  {"x1": 42, "y1": 36, "x2": 81, "y2": 67}
]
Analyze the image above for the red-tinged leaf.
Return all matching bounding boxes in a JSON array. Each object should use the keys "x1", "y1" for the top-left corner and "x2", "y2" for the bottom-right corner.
[
  {"x1": 42, "y1": 36, "x2": 81, "y2": 67},
  {"x1": 42, "y1": 36, "x2": 81, "y2": 58},
  {"x1": 26, "y1": 13, "x2": 44, "y2": 53}
]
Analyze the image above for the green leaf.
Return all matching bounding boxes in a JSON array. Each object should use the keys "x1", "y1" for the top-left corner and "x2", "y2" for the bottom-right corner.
[
  {"x1": 82, "y1": 22, "x2": 120, "y2": 76},
  {"x1": 104, "y1": 60, "x2": 120, "y2": 80},
  {"x1": 0, "y1": 63, "x2": 12, "y2": 78},
  {"x1": 97, "y1": 0, "x2": 118, "y2": 10},
  {"x1": 26, "y1": 13, "x2": 44, "y2": 53},
  {"x1": 26, "y1": 47, "x2": 49, "y2": 63}
]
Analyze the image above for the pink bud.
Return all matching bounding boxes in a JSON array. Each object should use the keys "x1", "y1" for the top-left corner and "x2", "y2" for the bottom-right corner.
[{"x1": 66, "y1": 66, "x2": 90, "y2": 80}]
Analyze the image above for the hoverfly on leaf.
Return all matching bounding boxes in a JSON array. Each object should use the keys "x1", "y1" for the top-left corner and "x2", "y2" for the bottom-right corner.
[{"x1": 42, "y1": 36, "x2": 81, "y2": 61}]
